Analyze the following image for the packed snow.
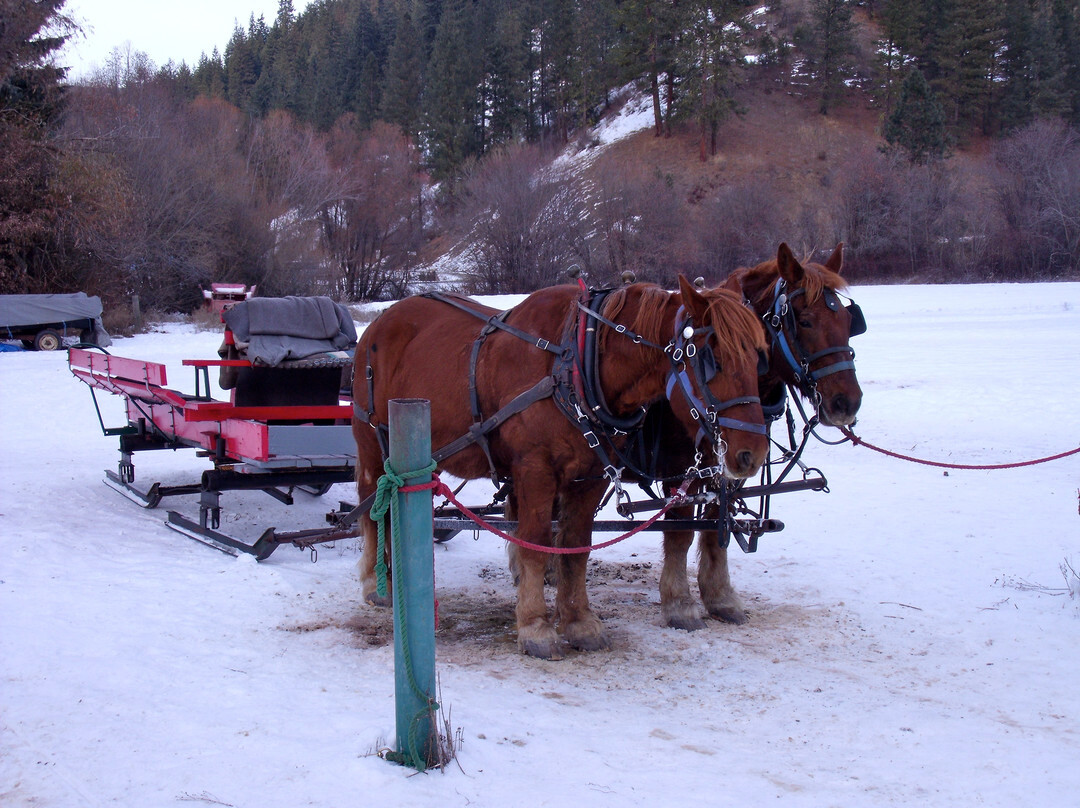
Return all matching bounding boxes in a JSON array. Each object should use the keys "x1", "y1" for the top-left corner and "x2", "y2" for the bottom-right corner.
[{"x1": 2, "y1": 282, "x2": 1079, "y2": 807}]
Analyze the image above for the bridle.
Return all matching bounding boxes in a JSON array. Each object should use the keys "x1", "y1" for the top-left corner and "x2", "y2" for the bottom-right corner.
[
  {"x1": 573, "y1": 291, "x2": 767, "y2": 449},
  {"x1": 660, "y1": 305, "x2": 768, "y2": 447},
  {"x1": 762, "y1": 278, "x2": 866, "y2": 400}
]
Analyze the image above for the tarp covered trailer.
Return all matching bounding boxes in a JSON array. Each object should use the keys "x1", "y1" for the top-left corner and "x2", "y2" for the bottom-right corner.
[{"x1": 0, "y1": 293, "x2": 112, "y2": 350}]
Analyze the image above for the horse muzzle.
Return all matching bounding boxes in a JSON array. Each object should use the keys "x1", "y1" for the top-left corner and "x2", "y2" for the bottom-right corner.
[{"x1": 818, "y1": 391, "x2": 861, "y2": 427}]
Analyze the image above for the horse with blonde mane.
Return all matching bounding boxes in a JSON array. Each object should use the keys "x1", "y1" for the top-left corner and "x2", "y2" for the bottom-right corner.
[
  {"x1": 353, "y1": 276, "x2": 769, "y2": 659},
  {"x1": 659, "y1": 243, "x2": 865, "y2": 629}
]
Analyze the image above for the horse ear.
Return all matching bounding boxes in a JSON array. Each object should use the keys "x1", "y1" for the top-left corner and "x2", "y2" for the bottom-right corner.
[
  {"x1": 776, "y1": 243, "x2": 805, "y2": 286},
  {"x1": 824, "y1": 242, "x2": 844, "y2": 275},
  {"x1": 721, "y1": 272, "x2": 743, "y2": 296},
  {"x1": 678, "y1": 274, "x2": 710, "y2": 323}
]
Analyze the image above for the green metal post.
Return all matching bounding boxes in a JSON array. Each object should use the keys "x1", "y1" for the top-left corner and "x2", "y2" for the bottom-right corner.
[{"x1": 388, "y1": 398, "x2": 437, "y2": 768}]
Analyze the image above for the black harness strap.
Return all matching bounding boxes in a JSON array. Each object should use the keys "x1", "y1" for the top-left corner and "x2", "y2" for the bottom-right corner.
[
  {"x1": 467, "y1": 310, "x2": 513, "y2": 482},
  {"x1": 422, "y1": 292, "x2": 567, "y2": 358},
  {"x1": 339, "y1": 376, "x2": 557, "y2": 530},
  {"x1": 431, "y1": 375, "x2": 556, "y2": 466}
]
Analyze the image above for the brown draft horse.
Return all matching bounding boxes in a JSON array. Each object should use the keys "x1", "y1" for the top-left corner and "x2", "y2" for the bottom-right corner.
[
  {"x1": 352, "y1": 276, "x2": 769, "y2": 659},
  {"x1": 658, "y1": 243, "x2": 864, "y2": 630}
]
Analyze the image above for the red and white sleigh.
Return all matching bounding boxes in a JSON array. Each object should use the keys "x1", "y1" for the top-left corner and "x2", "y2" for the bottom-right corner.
[{"x1": 69, "y1": 296, "x2": 361, "y2": 559}]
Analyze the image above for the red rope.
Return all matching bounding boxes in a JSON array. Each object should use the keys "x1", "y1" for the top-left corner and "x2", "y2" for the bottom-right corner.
[
  {"x1": 840, "y1": 427, "x2": 1080, "y2": 470},
  {"x1": 400, "y1": 476, "x2": 692, "y2": 554}
]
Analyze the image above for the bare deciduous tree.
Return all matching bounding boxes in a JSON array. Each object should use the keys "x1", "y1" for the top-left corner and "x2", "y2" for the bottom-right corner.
[{"x1": 318, "y1": 118, "x2": 423, "y2": 301}]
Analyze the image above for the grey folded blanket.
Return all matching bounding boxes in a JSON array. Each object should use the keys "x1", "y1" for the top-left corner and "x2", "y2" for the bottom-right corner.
[{"x1": 223, "y1": 296, "x2": 357, "y2": 366}]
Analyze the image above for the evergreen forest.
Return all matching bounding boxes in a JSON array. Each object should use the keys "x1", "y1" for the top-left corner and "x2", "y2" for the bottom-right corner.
[{"x1": 3, "y1": 0, "x2": 1079, "y2": 324}]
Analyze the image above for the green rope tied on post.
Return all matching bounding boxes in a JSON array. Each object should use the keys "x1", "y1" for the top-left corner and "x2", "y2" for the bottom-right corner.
[
  {"x1": 370, "y1": 457, "x2": 435, "y2": 598},
  {"x1": 369, "y1": 456, "x2": 440, "y2": 771}
]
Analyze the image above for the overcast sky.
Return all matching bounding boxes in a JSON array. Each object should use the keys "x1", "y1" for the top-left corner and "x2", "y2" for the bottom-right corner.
[{"x1": 59, "y1": 1, "x2": 313, "y2": 78}]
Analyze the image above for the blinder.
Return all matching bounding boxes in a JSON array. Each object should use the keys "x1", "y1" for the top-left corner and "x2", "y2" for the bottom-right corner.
[
  {"x1": 822, "y1": 288, "x2": 867, "y2": 338},
  {"x1": 695, "y1": 345, "x2": 769, "y2": 383},
  {"x1": 847, "y1": 301, "x2": 867, "y2": 337},
  {"x1": 698, "y1": 345, "x2": 719, "y2": 383}
]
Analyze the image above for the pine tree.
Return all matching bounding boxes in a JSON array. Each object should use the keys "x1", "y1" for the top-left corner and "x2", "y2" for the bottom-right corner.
[
  {"x1": 675, "y1": 0, "x2": 745, "y2": 159},
  {"x1": 423, "y1": 0, "x2": 481, "y2": 181},
  {"x1": 381, "y1": 4, "x2": 425, "y2": 141},
  {"x1": 808, "y1": 0, "x2": 858, "y2": 115},
  {"x1": 479, "y1": 1, "x2": 530, "y2": 148},
  {"x1": 0, "y1": 0, "x2": 74, "y2": 292},
  {"x1": 614, "y1": 0, "x2": 681, "y2": 137},
  {"x1": 875, "y1": 0, "x2": 924, "y2": 114},
  {"x1": 1058, "y1": 0, "x2": 1080, "y2": 126},
  {"x1": 997, "y1": 0, "x2": 1035, "y2": 130},
  {"x1": 883, "y1": 68, "x2": 950, "y2": 163},
  {"x1": 933, "y1": 0, "x2": 1005, "y2": 134},
  {"x1": 225, "y1": 24, "x2": 260, "y2": 112},
  {"x1": 192, "y1": 49, "x2": 227, "y2": 98}
]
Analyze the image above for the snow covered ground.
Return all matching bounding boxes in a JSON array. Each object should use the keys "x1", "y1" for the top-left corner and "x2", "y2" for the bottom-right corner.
[{"x1": 2, "y1": 282, "x2": 1078, "y2": 807}]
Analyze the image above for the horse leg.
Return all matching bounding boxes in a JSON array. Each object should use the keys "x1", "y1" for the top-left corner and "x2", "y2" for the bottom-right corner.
[
  {"x1": 697, "y1": 531, "x2": 748, "y2": 624},
  {"x1": 359, "y1": 513, "x2": 393, "y2": 608},
  {"x1": 354, "y1": 453, "x2": 392, "y2": 608},
  {"x1": 507, "y1": 490, "x2": 557, "y2": 587},
  {"x1": 512, "y1": 471, "x2": 562, "y2": 659},
  {"x1": 661, "y1": 509, "x2": 706, "y2": 631},
  {"x1": 554, "y1": 484, "x2": 611, "y2": 652}
]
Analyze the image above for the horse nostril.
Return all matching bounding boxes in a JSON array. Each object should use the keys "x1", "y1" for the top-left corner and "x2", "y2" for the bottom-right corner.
[
  {"x1": 831, "y1": 395, "x2": 850, "y2": 416},
  {"x1": 737, "y1": 450, "x2": 754, "y2": 472}
]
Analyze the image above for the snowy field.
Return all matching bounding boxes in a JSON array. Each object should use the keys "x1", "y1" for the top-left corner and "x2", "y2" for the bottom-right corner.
[{"x1": 2, "y1": 281, "x2": 1078, "y2": 807}]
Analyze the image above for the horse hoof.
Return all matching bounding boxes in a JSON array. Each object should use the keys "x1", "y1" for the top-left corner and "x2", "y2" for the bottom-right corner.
[
  {"x1": 666, "y1": 614, "x2": 707, "y2": 632},
  {"x1": 663, "y1": 602, "x2": 706, "y2": 632},
  {"x1": 707, "y1": 604, "x2": 748, "y2": 625},
  {"x1": 518, "y1": 622, "x2": 563, "y2": 660},
  {"x1": 365, "y1": 592, "x2": 392, "y2": 609},
  {"x1": 519, "y1": 637, "x2": 564, "y2": 660},
  {"x1": 564, "y1": 620, "x2": 611, "y2": 652}
]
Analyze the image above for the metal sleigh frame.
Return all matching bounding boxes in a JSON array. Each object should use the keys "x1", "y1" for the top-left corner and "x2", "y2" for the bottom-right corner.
[{"x1": 70, "y1": 345, "x2": 829, "y2": 562}]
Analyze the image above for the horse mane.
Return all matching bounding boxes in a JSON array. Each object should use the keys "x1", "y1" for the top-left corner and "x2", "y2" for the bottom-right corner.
[
  {"x1": 599, "y1": 284, "x2": 764, "y2": 369},
  {"x1": 737, "y1": 254, "x2": 848, "y2": 310},
  {"x1": 702, "y1": 287, "x2": 767, "y2": 369},
  {"x1": 599, "y1": 285, "x2": 671, "y2": 350}
]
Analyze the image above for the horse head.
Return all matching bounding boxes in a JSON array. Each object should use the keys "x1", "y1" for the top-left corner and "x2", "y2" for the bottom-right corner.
[
  {"x1": 668, "y1": 275, "x2": 770, "y2": 479},
  {"x1": 750, "y1": 243, "x2": 864, "y2": 427}
]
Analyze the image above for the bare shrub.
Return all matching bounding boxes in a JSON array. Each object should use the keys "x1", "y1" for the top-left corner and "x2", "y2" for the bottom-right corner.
[
  {"x1": 585, "y1": 153, "x2": 691, "y2": 286},
  {"x1": 694, "y1": 176, "x2": 795, "y2": 280},
  {"x1": 987, "y1": 120, "x2": 1080, "y2": 278},
  {"x1": 317, "y1": 118, "x2": 423, "y2": 301},
  {"x1": 459, "y1": 143, "x2": 587, "y2": 293},
  {"x1": 831, "y1": 148, "x2": 988, "y2": 281}
]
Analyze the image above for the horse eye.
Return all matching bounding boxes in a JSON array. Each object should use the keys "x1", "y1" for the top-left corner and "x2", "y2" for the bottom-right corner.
[{"x1": 798, "y1": 319, "x2": 812, "y2": 329}]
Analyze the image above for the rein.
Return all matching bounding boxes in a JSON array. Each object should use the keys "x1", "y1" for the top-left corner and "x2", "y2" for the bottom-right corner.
[{"x1": 840, "y1": 427, "x2": 1080, "y2": 470}]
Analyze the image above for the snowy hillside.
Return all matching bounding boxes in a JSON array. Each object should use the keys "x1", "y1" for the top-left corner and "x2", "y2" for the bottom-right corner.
[{"x1": 2, "y1": 282, "x2": 1079, "y2": 807}]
